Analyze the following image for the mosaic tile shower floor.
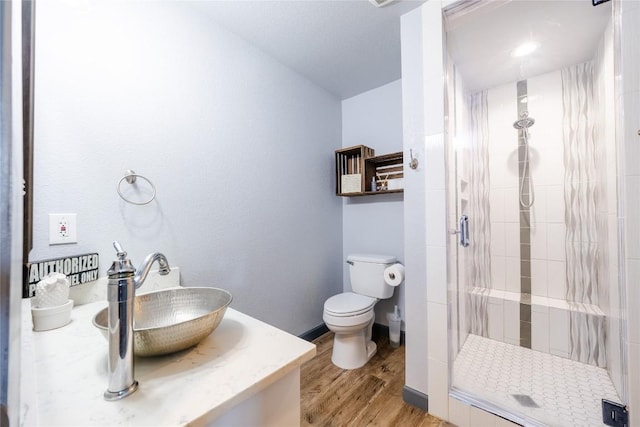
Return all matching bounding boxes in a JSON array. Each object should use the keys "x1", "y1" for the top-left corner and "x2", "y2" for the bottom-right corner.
[{"x1": 453, "y1": 334, "x2": 621, "y2": 426}]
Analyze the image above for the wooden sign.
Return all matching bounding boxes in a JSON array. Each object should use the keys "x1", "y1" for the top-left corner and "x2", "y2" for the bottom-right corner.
[{"x1": 23, "y1": 253, "x2": 99, "y2": 298}]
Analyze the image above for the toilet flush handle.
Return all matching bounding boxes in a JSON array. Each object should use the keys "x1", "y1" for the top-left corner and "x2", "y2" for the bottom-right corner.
[{"x1": 346, "y1": 260, "x2": 354, "y2": 266}]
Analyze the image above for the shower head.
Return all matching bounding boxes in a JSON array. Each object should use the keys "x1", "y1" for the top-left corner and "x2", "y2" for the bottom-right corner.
[{"x1": 513, "y1": 112, "x2": 535, "y2": 129}]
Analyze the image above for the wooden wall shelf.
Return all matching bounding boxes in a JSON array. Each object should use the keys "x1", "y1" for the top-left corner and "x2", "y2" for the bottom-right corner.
[{"x1": 335, "y1": 145, "x2": 404, "y2": 197}]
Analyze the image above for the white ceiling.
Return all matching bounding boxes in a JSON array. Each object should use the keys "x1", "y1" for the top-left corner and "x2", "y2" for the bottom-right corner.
[
  {"x1": 184, "y1": 1, "x2": 611, "y2": 100},
  {"x1": 187, "y1": 0, "x2": 426, "y2": 100},
  {"x1": 446, "y1": 0, "x2": 612, "y2": 93}
]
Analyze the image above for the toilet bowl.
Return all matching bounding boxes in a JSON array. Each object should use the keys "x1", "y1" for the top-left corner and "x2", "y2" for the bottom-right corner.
[
  {"x1": 323, "y1": 292, "x2": 378, "y2": 369},
  {"x1": 323, "y1": 254, "x2": 400, "y2": 370}
]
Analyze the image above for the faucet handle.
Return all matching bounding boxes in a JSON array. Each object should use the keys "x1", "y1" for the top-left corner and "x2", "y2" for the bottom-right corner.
[
  {"x1": 108, "y1": 241, "x2": 136, "y2": 278},
  {"x1": 113, "y1": 241, "x2": 127, "y2": 260}
]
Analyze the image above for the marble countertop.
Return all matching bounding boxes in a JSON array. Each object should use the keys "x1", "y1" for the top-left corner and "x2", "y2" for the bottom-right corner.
[{"x1": 20, "y1": 297, "x2": 315, "y2": 426}]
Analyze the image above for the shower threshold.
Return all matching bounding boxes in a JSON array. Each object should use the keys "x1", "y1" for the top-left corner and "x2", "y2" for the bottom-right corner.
[{"x1": 452, "y1": 334, "x2": 621, "y2": 427}]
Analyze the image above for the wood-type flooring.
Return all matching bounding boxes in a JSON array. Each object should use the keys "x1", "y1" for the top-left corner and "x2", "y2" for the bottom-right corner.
[{"x1": 300, "y1": 331, "x2": 451, "y2": 427}]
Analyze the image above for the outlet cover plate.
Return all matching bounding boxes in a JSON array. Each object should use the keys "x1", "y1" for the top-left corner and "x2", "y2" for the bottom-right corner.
[{"x1": 49, "y1": 213, "x2": 77, "y2": 245}]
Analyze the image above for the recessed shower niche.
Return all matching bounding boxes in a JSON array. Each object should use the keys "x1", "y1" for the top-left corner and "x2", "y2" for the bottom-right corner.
[{"x1": 444, "y1": 1, "x2": 626, "y2": 426}]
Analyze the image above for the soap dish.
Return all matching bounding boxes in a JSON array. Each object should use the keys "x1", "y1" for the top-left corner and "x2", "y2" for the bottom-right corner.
[{"x1": 31, "y1": 300, "x2": 74, "y2": 331}]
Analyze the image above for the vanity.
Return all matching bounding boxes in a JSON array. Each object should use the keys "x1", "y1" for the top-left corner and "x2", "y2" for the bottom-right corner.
[{"x1": 19, "y1": 295, "x2": 316, "y2": 426}]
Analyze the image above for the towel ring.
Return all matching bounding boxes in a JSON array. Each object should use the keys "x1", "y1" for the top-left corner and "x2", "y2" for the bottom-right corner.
[{"x1": 117, "y1": 170, "x2": 156, "y2": 205}]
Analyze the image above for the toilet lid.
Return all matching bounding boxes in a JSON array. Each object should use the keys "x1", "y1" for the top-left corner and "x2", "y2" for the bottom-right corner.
[{"x1": 324, "y1": 292, "x2": 376, "y2": 317}]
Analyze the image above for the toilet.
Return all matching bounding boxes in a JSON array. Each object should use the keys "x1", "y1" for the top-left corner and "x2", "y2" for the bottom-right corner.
[{"x1": 323, "y1": 254, "x2": 398, "y2": 369}]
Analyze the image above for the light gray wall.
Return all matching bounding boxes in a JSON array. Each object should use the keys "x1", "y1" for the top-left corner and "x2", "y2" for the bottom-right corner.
[
  {"x1": 30, "y1": 1, "x2": 343, "y2": 336},
  {"x1": 341, "y1": 80, "x2": 404, "y2": 327}
]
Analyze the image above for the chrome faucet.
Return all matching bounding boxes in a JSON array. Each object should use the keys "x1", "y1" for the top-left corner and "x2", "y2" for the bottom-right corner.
[{"x1": 104, "y1": 241, "x2": 170, "y2": 401}]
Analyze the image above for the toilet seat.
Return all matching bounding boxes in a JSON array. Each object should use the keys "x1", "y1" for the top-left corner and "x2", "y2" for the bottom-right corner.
[{"x1": 324, "y1": 292, "x2": 377, "y2": 317}]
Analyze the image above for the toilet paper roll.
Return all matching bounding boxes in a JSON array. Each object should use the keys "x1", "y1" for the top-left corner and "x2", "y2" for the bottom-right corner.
[{"x1": 384, "y1": 263, "x2": 405, "y2": 287}]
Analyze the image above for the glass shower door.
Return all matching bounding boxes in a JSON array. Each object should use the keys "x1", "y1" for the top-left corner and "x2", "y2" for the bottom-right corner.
[{"x1": 444, "y1": 1, "x2": 627, "y2": 426}]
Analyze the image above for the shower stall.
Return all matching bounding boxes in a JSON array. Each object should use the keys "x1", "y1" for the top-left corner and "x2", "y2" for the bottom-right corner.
[{"x1": 444, "y1": 1, "x2": 626, "y2": 426}]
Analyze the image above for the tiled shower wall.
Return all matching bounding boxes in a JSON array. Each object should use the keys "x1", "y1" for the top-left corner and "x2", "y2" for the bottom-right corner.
[
  {"x1": 516, "y1": 79, "x2": 532, "y2": 349},
  {"x1": 593, "y1": 19, "x2": 622, "y2": 395},
  {"x1": 486, "y1": 72, "x2": 565, "y2": 304},
  {"x1": 456, "y1": 16, "x2": 621, "y2": 388},
  {"x1": 480, "y1": 70, "x2": 573, "y2": 353}
]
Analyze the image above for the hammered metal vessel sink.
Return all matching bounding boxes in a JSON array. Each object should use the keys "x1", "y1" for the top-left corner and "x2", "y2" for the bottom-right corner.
[{"x1": 93, "y1": 287, "x2": 232, "y2": 357}]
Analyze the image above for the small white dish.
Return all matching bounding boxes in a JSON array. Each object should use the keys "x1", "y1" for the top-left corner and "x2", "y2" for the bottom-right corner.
[{"x1": 31, "y1": 299, "x2": 74, "y2": 331}]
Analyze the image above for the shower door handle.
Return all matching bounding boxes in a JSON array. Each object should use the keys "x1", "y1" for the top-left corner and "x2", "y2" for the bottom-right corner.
[{"x1": 458, "y1": 215, "x2": 470, "y2": 247}]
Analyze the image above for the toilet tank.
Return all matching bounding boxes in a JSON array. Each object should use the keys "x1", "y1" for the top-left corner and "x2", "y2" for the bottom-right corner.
[{"x1": 347, "y1": 254, "x2": 397, "y2": 299}]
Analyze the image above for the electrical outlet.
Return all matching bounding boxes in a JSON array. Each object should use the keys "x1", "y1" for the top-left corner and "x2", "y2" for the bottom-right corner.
[{"x1": 49, "y1": 213, "x2": 77, "y2": 245}]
